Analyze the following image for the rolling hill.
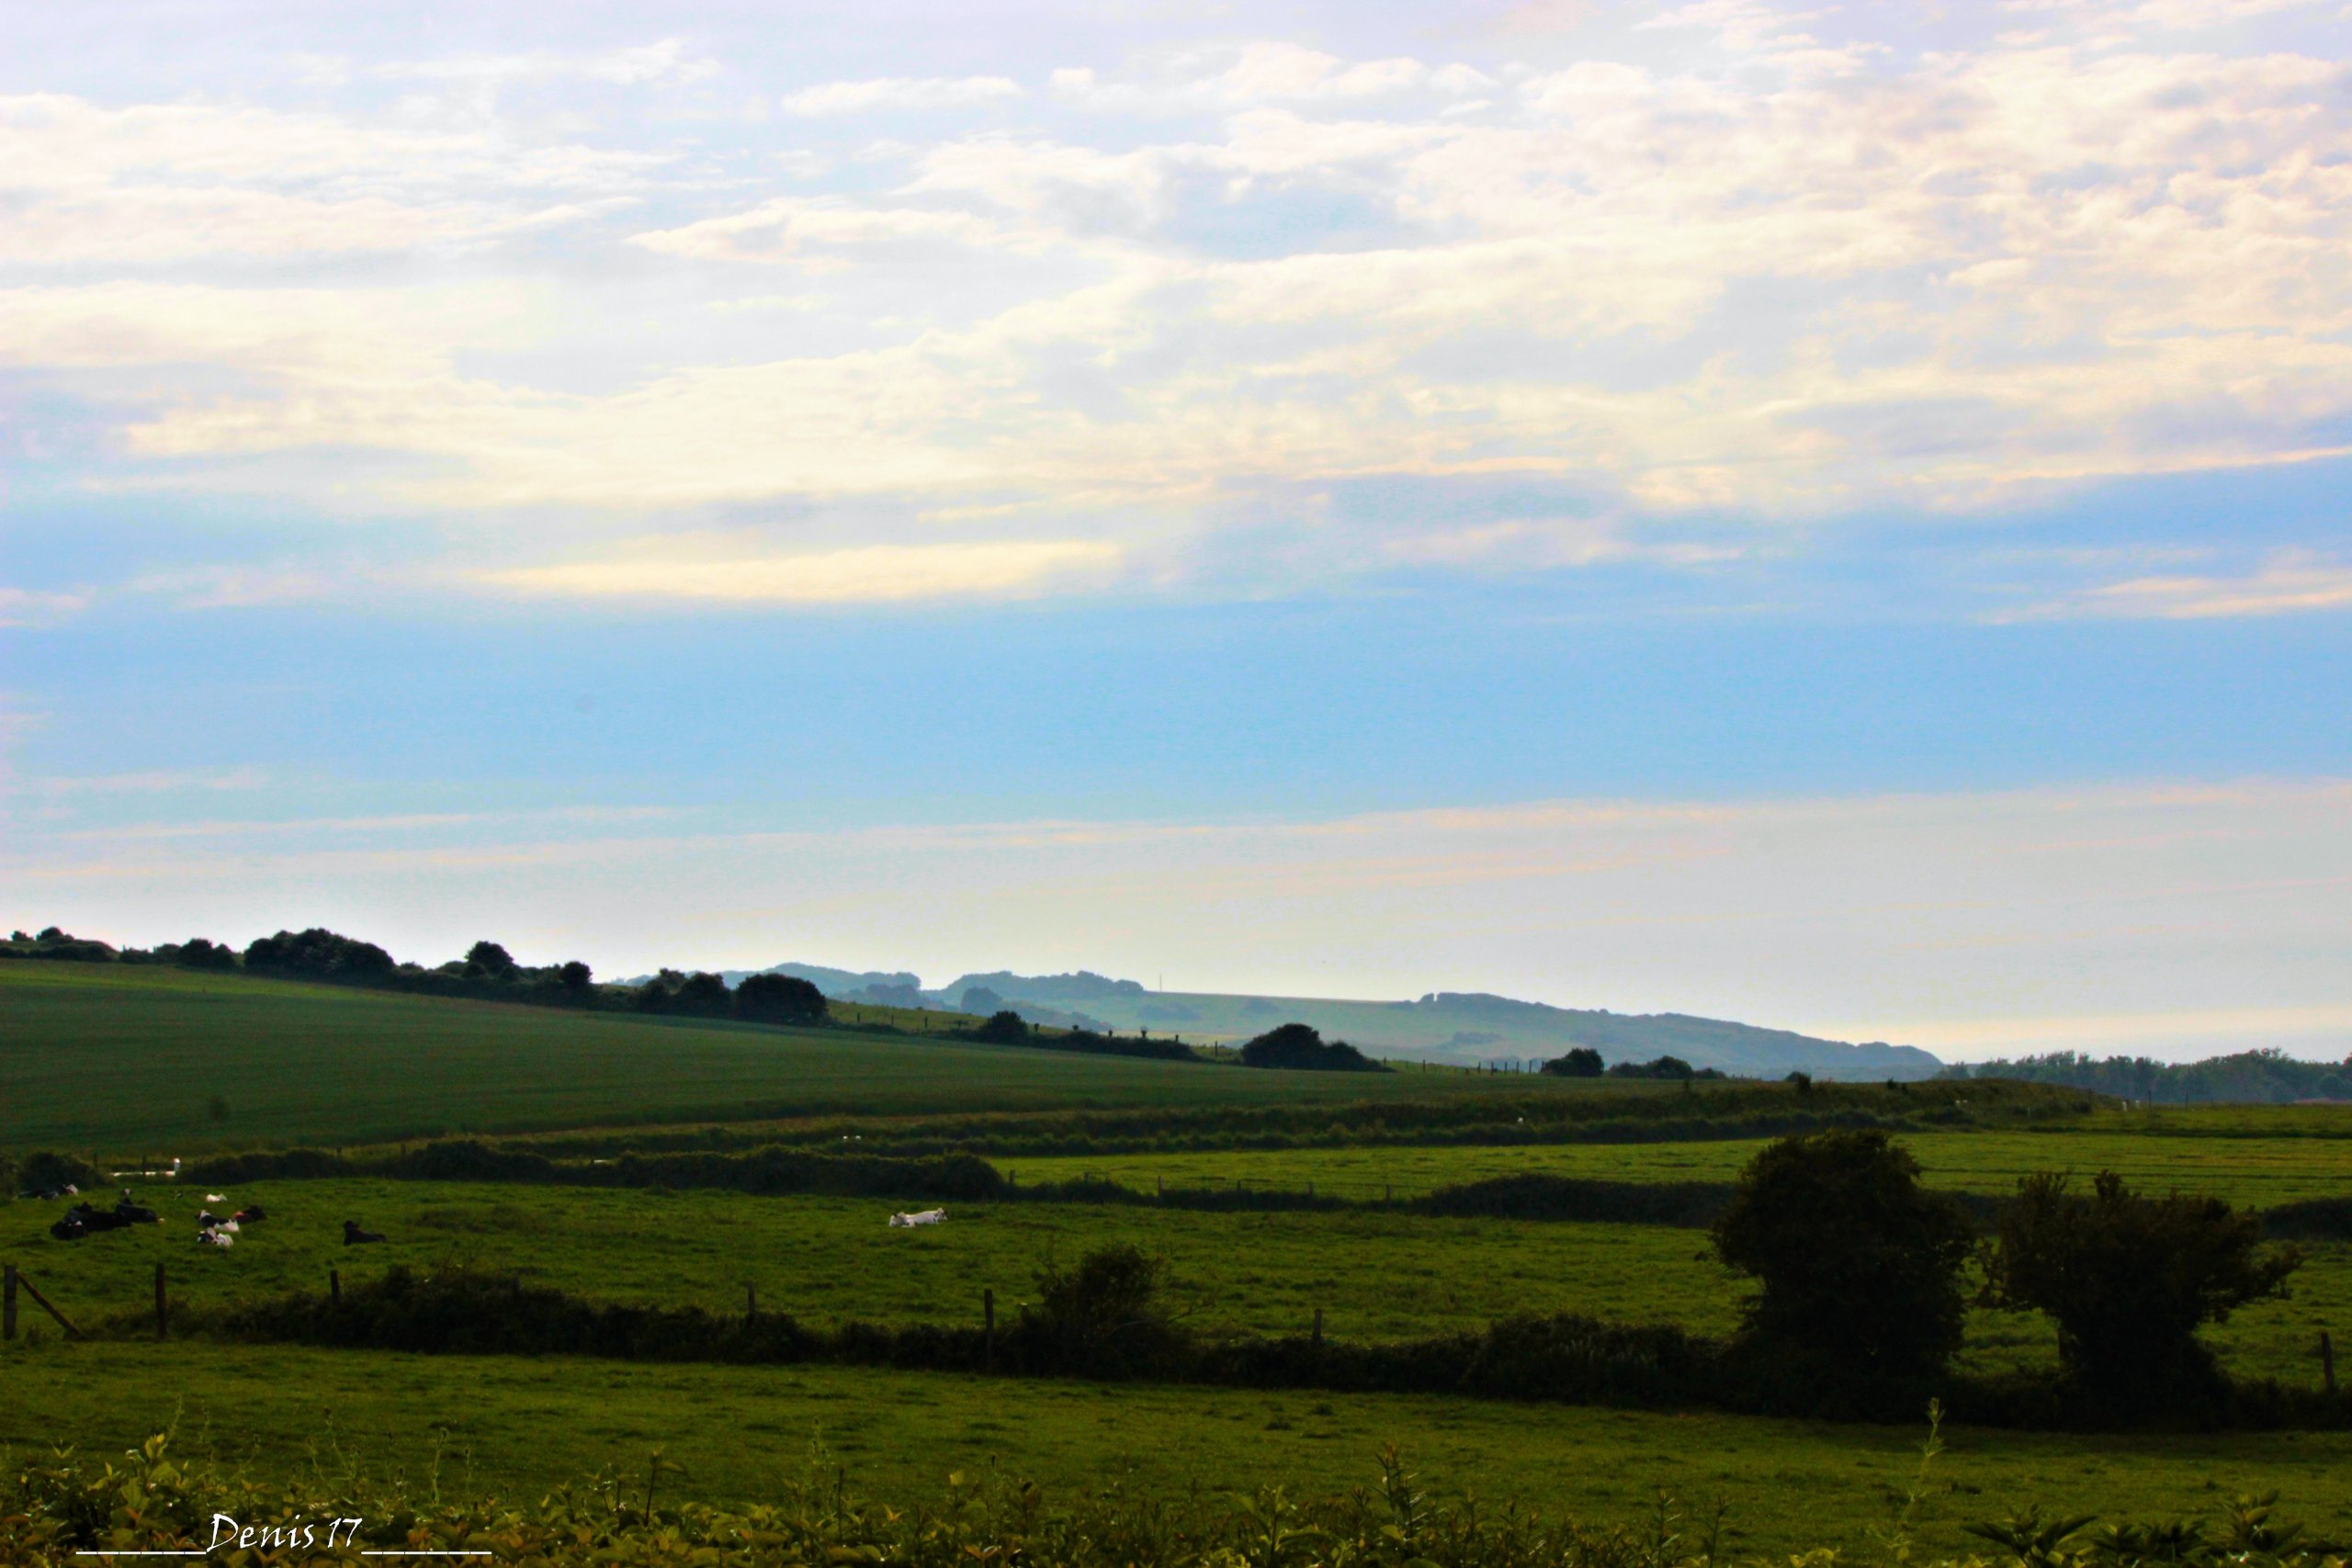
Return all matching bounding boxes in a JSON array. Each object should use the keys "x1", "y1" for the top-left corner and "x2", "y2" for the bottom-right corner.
[{"x1": 754, "y1": 965, "x2": 1939, "y2": 1079}]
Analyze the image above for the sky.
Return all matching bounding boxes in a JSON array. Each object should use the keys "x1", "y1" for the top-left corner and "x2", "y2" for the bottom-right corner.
[{"x1": 4, "y1": 0, "x2": 2349, "y2": 1062}]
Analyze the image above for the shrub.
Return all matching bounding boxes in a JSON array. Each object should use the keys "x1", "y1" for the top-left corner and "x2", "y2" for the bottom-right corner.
[
  {"x1": 1543, "y1": 1047, "x2": 1605, "y2": 1077},
  {"x1": 1711, "y1": 1130, "x2": 1974, "y2": 1393},
  {"x1": 734, "y1": 972, "x2": 828, "y2": 1025},
  {"x1": 1014, "y1": 1244, "x2": 1190, "y2": 1378},
  {"x1": 1609, "y1": 1055, "x2": 1695, "y2": 1080},
  {"x1": 971, "y1": 1009, "x2": 1031, "y2": 1043},
  {"x1": 16, "y1": 1149, "x2": 101, "y2": 1193},
  {"x1": 1980, "y1": 1170, "x2": 2303, "y2": 1406},
  {"x1": 1239, "y1": 1022, "x2": 1386, "y2": 1072},
  {"x1": 243, "y1": 927, "x2": 395, "y2": 980}
]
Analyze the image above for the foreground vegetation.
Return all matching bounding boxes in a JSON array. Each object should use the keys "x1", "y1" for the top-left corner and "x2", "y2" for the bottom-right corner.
[{"x1": 6, "y1": 1348, "x2": 2352, "y2": 1561}]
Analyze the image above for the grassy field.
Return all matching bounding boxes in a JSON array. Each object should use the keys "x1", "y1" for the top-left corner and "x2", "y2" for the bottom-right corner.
[
  {"x1": 998, "y1": 1123, "x2": 2352, "y2": 1207},
  {"x1": 0, "y1": 964, "x2": 1564, "y2": 1150},
  {"x1": 6, "y1": 1178, "x2": 2341, "y2": 1387},
  {"x1": 6, "y1": 1341, "x2": 2351, "y2": 1560},
  {"x1": 7, "y1": 961, "x2": 2347, "y2": 1555}
]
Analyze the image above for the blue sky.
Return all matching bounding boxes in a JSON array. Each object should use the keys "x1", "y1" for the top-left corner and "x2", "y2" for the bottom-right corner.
[{"x1": 4, "y1": 0, "x2": 2349, "y2": 1060}]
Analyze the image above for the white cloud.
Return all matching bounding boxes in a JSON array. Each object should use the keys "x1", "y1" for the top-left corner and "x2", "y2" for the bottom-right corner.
[
  {"x1": 779, "y1": 76, "x2": 1021, "y2": 117},
  {"x1": 2017, "y1": 554, "x2": 2352, "y2": 619},
  {"x1": 5, "y1": 14, "x2": 2352, "y2": 594},
  {"x1": 628, "y1": 197, "x2": 1011, "y2": 265},
  {"x1": 477, "y1": 539, "x2": 1123, "y2": 604},
  {"x1": 0, "y1": 588, "x2": 88, "y2": 626}
]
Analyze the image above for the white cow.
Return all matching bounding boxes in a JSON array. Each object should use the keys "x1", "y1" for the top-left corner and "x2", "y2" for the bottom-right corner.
[{"x1": 888, "y1": 1208, "x2": 946, "y2": 1228}]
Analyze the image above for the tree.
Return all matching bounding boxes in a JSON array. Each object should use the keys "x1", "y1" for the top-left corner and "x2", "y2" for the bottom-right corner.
[
  {"x1": 972, "y1": 1010, "x2": 1030, "y2": 1043},
  {"x1": 243, "y1": 928, "x2": 395, "y2": 980},
  {"x1": 1017, "y1": 1244, "x2": 1187, "y2": 1378},
  {"x1": 557, "y1": 960, "x2": 593, "y2": 992},
  {"x1": 464, "y1": 941, "x2": 517, "y2": 978},
  {"x1": 735, "y1": 972, "x2": 828, "y2": 1025},
  {"x1": 1238, "y1": 1021, "x2": 1387, "y2": 1072},
  {"x1": 1980, "y1": 1171, "x2": 2301, "y2": 1402},
  {"x1": 1712, "y1": 1129, "x2": 1974, "y2": 1390},
  {"x1": 1608, "y1": 1055, "x2": 1694, "y2": 1080},
  {"x1": 166, "y1": 938, "x2": 239, "y2": 972},
  {"x1": 1543, "y1": 1047, "x2": 1604, "y2": 1077}
]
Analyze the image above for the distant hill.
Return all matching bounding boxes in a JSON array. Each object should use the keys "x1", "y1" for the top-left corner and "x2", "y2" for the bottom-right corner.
[{"x1": 756, "y1": 962, "x2": 1942, "y2": 1079}]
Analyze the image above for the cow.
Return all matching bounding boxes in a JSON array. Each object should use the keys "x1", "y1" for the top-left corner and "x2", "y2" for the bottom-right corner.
[
  {"x1": 196, "y1": 1228, "x2": 234, "y2": 1247},
  {"x1": 343, "y1": 1220, "x2": 386, "y2": 1245},
  {"x1": 888, "y1": 1208, "x2": 946, "y2": 1228},
  {"x1": 232, "y1": 1205, "x2": 266, "y2": 1224}
]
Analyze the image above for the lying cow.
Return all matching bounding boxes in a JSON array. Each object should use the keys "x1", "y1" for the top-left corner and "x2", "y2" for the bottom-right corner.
[
  {"x1": 888, "y1": 1208, "x2": 946, "y2": 1228},
  {"x1": 232, "y1": 1204, "x2": 266, "y2": 1224},
  {"x1": 343, "y1": 1220, "x2": 386, "y2": 1245},
  {"x1": 196, "y1": 1228, "x2": 234, "y2": 1247},
  {"x1": 49, "y1": 1198, "x2": 159, "y2": 1240}
]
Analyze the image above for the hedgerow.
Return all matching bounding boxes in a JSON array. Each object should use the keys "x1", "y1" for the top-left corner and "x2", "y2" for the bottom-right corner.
[{"x1": 6, "y1": 1428, "x2": 2346, "y2": 1568}]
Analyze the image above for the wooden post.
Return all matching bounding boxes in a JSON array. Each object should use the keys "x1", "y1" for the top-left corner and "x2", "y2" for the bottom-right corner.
[
  {"x1": 1311, "y1": 1307, "x2": 1323, "y2": 1349},
  {"x1": 746, "y1": 1284, "x2": 758, "y2": 1323},
  {"x1": 4, "y1": 1265, "x2": 16, "y2": 1340},
  {"x1": 2324, "y1": 1330, "x2": 2337, "y2": 1394},
  {"x1": 154, "y1": 1263, "x2": 167, "y2": 1340},
  {"x1": 983, "y1": 1288, "x2": 996, "y2": 1372},
  {"x1": 329, "y1": 1269, "x2": 341, "y2": 1306},
  {"x1": 1156, "y1": 1175, "x2": 1163, "y2": 1197},
  {"x1": 14, "y1": 1271, "x2": 80, "y2": 1338}
]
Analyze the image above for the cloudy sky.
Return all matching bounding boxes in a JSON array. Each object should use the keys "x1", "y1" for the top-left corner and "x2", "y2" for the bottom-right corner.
[{"x1": 5, "y1": 0, "x2": 2349, "y2": 1060}]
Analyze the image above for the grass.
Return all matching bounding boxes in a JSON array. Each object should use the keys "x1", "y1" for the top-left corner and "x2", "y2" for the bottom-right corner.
[
  {"x1": 997, "y1": 1120, "x2": 2352, "y2": 1207},
  {"x1": 0, "y1": 964, "x2": 1566, "y2": 1151},
  {"x1": 7, "y1": 1178, "x2": 2341, "y2": 1387},
  {"x1": 5, "y1": 1341, "x2": 2349, "y2": 1560}
]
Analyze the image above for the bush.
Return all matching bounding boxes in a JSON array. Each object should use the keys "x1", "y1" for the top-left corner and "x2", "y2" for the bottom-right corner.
[
  {"x1": 1543, "y1": 1047, "x2": 1604, "y2": 1077},
  {"x1": 1014, "y1": 1244, "x2": 1190, "y2": 1378},
  {"x1": 16, "y1": 1149, "x2": 101, "y2": 1194},
  {"x1": 1711, "y1": 1130, "x2": 1974, "y2": 1395},
  {"x1": 243, "y1": 927, "x2": 395, "y2": 980},
  {"x1": 1238, "y1": 1022, "x2": 1387, "y2": 1072},
  {"x1": 1609, "y1": 1055, "x2": 1696, "y2": 1080},
  {"x1": 1981, "y1": 1171, "x2": 2303, "y2": 1408},
  {"x1": 970, "y1": 1009, "x2": 1031, "y2": 1043},
  {"x1": 734, "y1": 972, "x2": 828, "y2": 1025}
]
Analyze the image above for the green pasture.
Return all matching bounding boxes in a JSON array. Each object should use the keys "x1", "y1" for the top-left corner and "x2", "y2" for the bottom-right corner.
[
  {"x1": 4, "y1": 1342, "x2": 2348, "y2": 1560},
  {"x1": 1001, "y1": 1122, "x2": 2352, "y2": 1208},
  {"x1": 0, "y1": 964, "x2": 1560, "y2": 1151},
  {"x1": 6, "y1": 1178, "x2": 2340, "y2": 1386}
]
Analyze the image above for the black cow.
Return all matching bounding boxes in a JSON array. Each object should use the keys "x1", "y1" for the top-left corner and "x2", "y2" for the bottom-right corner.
[
  {"x1": 232, "y1": 1205, "x2": 266, "y2": 1224},
  {"x1": 343, "y1": 1220, "x2": 386, "y2": 1245}
]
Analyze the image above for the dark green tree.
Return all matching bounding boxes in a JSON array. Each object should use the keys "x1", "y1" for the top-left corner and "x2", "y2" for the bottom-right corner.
[
  {"x1": 1712, "y1": 1129, "x2": 1974, "y2": 1390},
  {"x1": 1979, "y1": 1171, "x2": 2301, "y2": 1401},
  {"x1": 735, "y1": 972, "x2": 828, "y2": 1025},
  {"x1": 1238, "y1": 1021, "x2": 1386, "y2": 1072},
  {"x1": 1542, "y1": 1046, "x2": 1604, "y2": 1077},
  {"x1": 557, "y1": 960, "x2": 593, "y2": 991},
  {"x1": 464, "y1": 941, "x2": 518, "y2": 978},
  {"x1": 1016, "y1": 1244, "x2": 1187, "y2": 1378}
]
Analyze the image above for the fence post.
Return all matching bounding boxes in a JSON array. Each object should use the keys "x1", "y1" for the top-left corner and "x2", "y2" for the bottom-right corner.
[
  {"x1": 1312, "y1": 1306, "x2": 1323, "y2": 1349},
  {"x1": 329, "y1": 1269, "x2": 341, "y2": 1307},
  {"x1": 746, "y1": 1284, "x2": 758, "y2": 1324},
  {"x1": 2324, "y1": 1330, "x2": 2337, "y2": 1394},
  {"x1": 154, "y1": 1263, "x2": 167, "y2": 1340},
  {"x1": 13, "y1": 1271, "x2": 80, "y2": 1338},
  {"x1": 984, "y1": 1288, "x2": 996, "y2": 1373},
  {"x1": 4, "y1": 1265, "x2": 15, "y2": 1340}
]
